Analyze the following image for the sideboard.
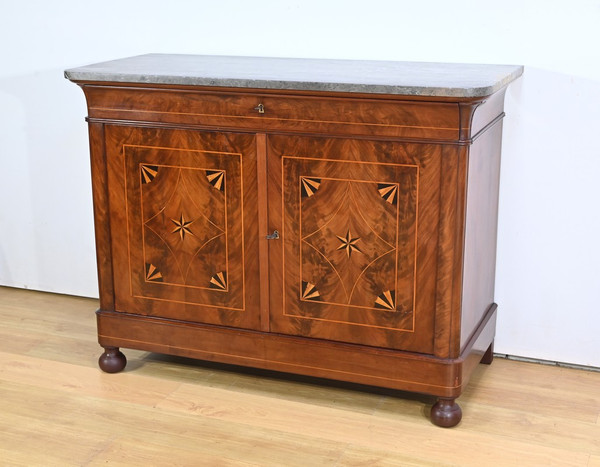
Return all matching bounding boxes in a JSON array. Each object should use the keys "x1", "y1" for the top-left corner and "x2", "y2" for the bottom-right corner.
[{"x1": 65, "y1": 54, "x2": 522, "y2": 427}]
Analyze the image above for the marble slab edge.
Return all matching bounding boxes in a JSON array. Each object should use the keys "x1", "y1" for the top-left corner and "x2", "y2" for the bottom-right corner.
[{"x1": 65, "y1": 54, "x2": 524, "y2": 98}]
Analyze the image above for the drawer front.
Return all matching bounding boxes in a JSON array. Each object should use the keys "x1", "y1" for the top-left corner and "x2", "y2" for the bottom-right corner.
[{"x1": 84, "y1": 85, "x2": 460, "y2": 140}]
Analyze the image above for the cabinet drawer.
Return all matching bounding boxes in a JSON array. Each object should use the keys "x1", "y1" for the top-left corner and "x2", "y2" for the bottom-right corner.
[{"x1": 84, "y1": 85, "x2": 460, "y2": 140}]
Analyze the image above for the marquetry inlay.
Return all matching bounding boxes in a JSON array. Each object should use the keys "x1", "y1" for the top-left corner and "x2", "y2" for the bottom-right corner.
[
  {"x1": 206, "y1": 170, "x2": 225, "y2": 191},
  {"x1": 145, "y1": 263, "x2": 163, "y2": 282},
  {"x1": 301, "y1": 177, "x2": 321, "y2": 198},
  {"x1": 377, "y1": 183, "x2": 398, "y2": 205},
  {"x1": 301, "y1": 281, "x2": 320, "y2": 301},
  {"x1": 281, "y1": 152, "x2": 418, "y2": 334},
  {"x1": 335, "y1": 229, "x2": 362, "y2": 258},
  {"x1": 299, "y1": 177, "x2": 400, "y2": 310},
  {"x1": 141, "y1": 165, "x2": 159, "y2": 184},
  {"x1": 140, "y1": 165, "x2": 226, "y2": 288},
  {"x1": 115, "y1": 131, "x2": 253, "y2": 315},
  {"x1": 375, "y1": 290, "x2": 396, "y2": 310},
  {"x1": 170, "y1": 213, "x2": 195, "y2": 240},
  {"x1": 123, "y1": 143, "x2": 246, "y2": 310},
  {"x1": 209, "y1": 271, "x2": 228, "y2": 290}
]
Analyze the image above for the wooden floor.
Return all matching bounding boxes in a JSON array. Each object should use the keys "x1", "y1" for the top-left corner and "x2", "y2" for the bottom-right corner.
[{"x1": 0, "y1": 287, "x2": 599, "y2": 466}]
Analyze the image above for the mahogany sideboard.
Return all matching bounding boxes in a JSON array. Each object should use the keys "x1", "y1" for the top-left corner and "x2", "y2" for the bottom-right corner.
[{"x1": 65, "y1": 54, "x2": 522, "y2": 427}]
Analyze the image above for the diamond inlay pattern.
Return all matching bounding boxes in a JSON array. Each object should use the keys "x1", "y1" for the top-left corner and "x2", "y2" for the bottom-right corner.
[
  {"x1": 142, "y1": 165, "x2": 227, "y2": 289},
  {"x1": 301, "y1": 178, "x2": 398, "y2": 310}
]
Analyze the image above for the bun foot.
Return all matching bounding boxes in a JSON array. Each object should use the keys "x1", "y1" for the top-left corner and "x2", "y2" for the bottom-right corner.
[
  {"x1": 430, "y1": 398, "x2": 462, "y2": 427},
  {"x1": 98, "y1": 347, "x2": 127, "y2": 373}
]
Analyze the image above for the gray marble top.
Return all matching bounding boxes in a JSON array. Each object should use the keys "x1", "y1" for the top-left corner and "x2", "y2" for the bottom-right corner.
[{"x1": 65, "y1": 54, "x2": 523, "y2": 98}]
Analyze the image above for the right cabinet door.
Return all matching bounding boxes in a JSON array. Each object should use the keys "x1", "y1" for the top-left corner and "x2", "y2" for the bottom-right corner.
[{"x1": 267, "y1": 134, "x2": 446, "y2": 353}]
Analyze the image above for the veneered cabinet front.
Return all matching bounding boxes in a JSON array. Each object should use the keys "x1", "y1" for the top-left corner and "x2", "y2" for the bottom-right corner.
[
  {"x1": 267, "y1": 135, "x2": 444, "y2": 353},
  {"x1": 103, "y1": 125, "x2": 262, "y2": 330},
  {"x1": 100, "y1": 125, "x2": 453, "y2": 353}
]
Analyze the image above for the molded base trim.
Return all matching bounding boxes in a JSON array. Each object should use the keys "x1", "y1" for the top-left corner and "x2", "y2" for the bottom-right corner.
[{"x1": 96, "y1": 304, "x2": 496, "y2": 398}]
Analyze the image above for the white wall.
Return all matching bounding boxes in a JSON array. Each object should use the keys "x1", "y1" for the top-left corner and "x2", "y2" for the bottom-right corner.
[{"x1": 1, "y1": 0, "x2": 599, "y2": 366}]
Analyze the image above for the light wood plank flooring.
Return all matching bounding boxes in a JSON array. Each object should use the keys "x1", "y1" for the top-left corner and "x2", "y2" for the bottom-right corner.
[{"x1": 0, "y1": 286, "x2": 599, "y2": 466}]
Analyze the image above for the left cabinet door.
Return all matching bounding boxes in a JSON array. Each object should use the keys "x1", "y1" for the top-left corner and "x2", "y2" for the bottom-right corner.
[{"x1": 102, "y1": 125, "x2": 261, "y2": 330}]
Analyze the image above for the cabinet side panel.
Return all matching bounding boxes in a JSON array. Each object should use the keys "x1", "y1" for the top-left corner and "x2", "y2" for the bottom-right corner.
[
  {"x1": 460, "y1": 122, "x2": 503, "y2": 349},
  {"x1": 88, "y1": 122, "x2": 115, "y2": 310}
]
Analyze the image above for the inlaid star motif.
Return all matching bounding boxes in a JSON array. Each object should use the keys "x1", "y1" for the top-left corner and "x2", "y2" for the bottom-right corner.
[
  {"x1": 171, "y1": 213, "x2": 195, "y2": 240},
  {"x1": 336, "y1": 229, "x2": 362, "y2": 258}
]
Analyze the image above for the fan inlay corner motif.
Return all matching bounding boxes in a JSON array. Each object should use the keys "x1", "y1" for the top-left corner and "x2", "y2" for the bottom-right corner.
[{"x1": 299, "y1": 175, "x2": 402, "y2": 312}]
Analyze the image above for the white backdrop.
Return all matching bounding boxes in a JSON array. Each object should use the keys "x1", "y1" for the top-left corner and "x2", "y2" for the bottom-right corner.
[{"x1": 1, "y1": 0, "x2": 599, "y2": 366}]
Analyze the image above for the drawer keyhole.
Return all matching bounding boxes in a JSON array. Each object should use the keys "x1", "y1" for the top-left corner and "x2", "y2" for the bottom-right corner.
[{"x1": 254, "y1": 103, "x2": 265, "y2": 114}]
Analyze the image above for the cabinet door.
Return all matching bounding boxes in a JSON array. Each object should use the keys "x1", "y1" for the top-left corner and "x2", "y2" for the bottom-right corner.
[
  {"x1": 267, "y1": 135, "x2": 443, "y2": 353},
  {"x1": 104, "y1": 125, "x2": 261, "y2": 330}
]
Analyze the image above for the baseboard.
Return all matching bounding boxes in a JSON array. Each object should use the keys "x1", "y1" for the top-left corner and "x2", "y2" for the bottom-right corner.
[{"x1": 494, "y1": 353, "x2": 600, "y2": 373}]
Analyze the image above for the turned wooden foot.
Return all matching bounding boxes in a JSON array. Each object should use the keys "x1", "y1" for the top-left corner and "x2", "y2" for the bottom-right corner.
[
  {"x1": 98, "y1": 347, "x2": 127, "y2": 373},
  {"x1": 480, "y1": 340, "x2": 494, "y2": 365},
  {"x1": 430, "y1": 398, "x2": 462, "y2": 427}
]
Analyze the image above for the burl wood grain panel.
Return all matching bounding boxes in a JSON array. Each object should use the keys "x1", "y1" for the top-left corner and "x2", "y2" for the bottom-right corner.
[
  {"x1": 267, "y1": 135, "x2": 445, "y2": 353},
  {"x1": 104, "y1": 125, "x2": 261, "y2": 330}
]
